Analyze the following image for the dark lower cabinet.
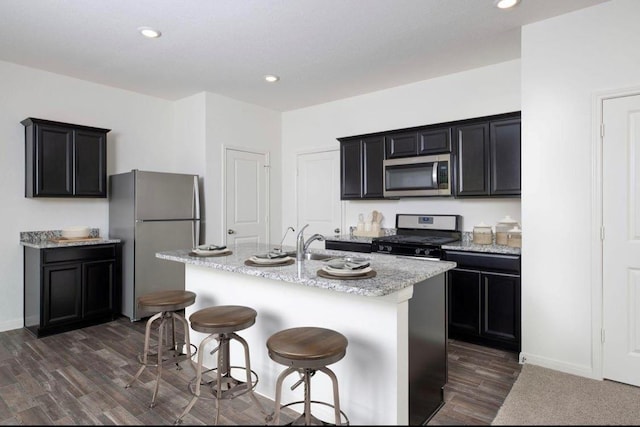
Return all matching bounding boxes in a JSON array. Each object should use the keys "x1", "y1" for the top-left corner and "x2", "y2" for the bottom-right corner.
[
  {"x1": 24, "y1": 243, "x2": 120, "y2": 337},
  {"x1": 445, "y1": 250, "x2": 521, "y2": 352}
]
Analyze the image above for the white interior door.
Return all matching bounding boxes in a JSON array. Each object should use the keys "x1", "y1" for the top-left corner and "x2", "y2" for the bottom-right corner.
[
  {"x1": 225, "y1": 148, "x2": 269, "y2": 247},
  {"x1": 296, "y1": 149, "x2": 342, "y2": 249},
  {"x1": 603, "y1": 93, "x2": 640, "y2": 386}
]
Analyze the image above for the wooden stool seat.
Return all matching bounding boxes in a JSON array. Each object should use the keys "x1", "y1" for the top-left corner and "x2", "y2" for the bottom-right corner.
[
  {"x1": 267, "y1": 327, "x2": 349, "y2": 425},
  {"x1": 267, "y1": 327, "x2": 347, "y2": 368},
  {"x1": 189, "y1": 305, "x2": 257, "y2": 334},
  {"x1": 138, "y1": 290, "x2": 196, "y2": 313}
]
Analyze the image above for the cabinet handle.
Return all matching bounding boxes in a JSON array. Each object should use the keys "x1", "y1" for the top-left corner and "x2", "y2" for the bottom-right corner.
[
  {"x1": 227, "y1": 229, "x2": 235, "y2": 235},
  {"x1": 334, "y1": 228, "x2": 340, "y2": 234}
]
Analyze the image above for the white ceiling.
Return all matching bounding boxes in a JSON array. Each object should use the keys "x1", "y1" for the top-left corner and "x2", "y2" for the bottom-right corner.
[{"x1": 0, "y1": 0, "x2": 609, "y2": 112}]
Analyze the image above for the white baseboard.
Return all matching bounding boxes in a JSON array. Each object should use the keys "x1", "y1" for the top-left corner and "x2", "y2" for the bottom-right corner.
[
  {"x1": 0, "y1": 318, "x2": 24, "y2": 333},
  {"x1": 519, "y1": 351, "x2": 598, "y2": 380}
]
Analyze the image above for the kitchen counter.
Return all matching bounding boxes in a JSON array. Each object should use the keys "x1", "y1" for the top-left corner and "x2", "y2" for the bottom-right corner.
[
  {"x1": 326, "y1": 233, "x2": 521, "y2": 256},
  {"x1": 157, "y1": 242, "x2": 455, "y2": 425},
  {"x1": 20, "y1": 229, "x2": 121, "y2": 249},
  {"x1": 156, "y1": 243, "x2": 454, "y2": 297}
]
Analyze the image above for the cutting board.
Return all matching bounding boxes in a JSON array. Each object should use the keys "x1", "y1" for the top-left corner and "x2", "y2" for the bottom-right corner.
[{"x1": 49, "y1": 237, "x2": 103, "y2": 243}]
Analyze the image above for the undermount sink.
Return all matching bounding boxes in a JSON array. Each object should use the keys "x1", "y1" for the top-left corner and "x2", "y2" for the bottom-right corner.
[
  {"x1": 283, "y1": 251, "x2": 337, "y2": 261},
  {"x1": 303, "y1": 252, "x2": 336, "y2": 261}
]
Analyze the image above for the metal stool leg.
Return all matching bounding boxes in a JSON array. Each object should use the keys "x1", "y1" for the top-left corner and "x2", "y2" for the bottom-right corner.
[
  {"x1": 150, "y1": 313, "x2": 168, "y2": 408},
  {"x1": 232, "y1": 332, "x2": 268, "y2": 415},
  {"x1": 175, "y1": 333, "x2": 218, "y2": 424},
  {"x1": 319, "y1": 366, "x2": 342, "y2": 426},
  {"x1": 272, "y1": 366, "x2": 296, "y2": 425},
  {"x1": 125, "y1": 311, "x2": 163, "y2": 389}
]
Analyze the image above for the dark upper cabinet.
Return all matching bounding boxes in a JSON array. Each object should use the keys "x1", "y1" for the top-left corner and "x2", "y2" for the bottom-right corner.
[
  {"x1": 340, "y1": 136, "x2": 384, "y2": 200},
  {"x1": 490, "y1": 118, "x2": 521, "y2": 196},
  {"x1": 418, "y1": 127, "x2": 451, "y2": 155},
  {"x1": 454, "y1": 113, "x2": 520, "y2": 197},
  {"x1": 385, "y1": 126, "x2": 451, "y2": 159},
  {"x1": 454, "y1": 123, "x2": 491, "y2": 196},
  {"x1": 22, "y1": 118, "x2": 110, "y2": 198},
  {"x1": 385, "y1": 131, "x2": 418, "y2": 159}
]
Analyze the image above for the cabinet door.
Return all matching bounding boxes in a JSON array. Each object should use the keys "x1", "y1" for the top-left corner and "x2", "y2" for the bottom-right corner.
[
  {"x1": 454, "y1": 123, "x2": 490, "y2": 196},
  {"x1": 340, "y1": 139, "x2": 362, "y2": 199},
  {"x1": 481, "y1": 273, "x2": 521, "y2": 350},
  {"x1": 43, "y1": 263, "x2": 82, "y2": 327},
  {"x1": 75, "y1": 129, "x2": 107, "y2": 197},
  {"x1": 448, "y1": 269, "x2": 480, "y2": 336},
  {"x1": 418, "y1": 127, "x2": 451, "y2": 155},
  {"x1": 362, "y1": 136, "x2": 384, "y2": 198},
  {"x1": 385, "y1": 131, "x2": 418, "y2": 159},
  {"x1": 490, "y1": 118, "x2": 521, "y2": 196},
  {"x1": 35, "y1": 123, "x2": 74, "y2": 197},
  {"x1": 83, "y1": 259, "x2": 115, "y2": 319}
]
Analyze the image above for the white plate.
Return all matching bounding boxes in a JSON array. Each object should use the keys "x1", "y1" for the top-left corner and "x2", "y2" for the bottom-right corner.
[
  {"x1": 249, "y1": 256, "x2": 292, "y2": 265},
  {"x1": 192, "y1": 248, "x2": 230, "y2": 256},
  {"x1": 322, "y1": 266, "x2": 372, "y2": 276},
  {"x1": 324, "y1": 259, "x2": 370, "y2": 270}
]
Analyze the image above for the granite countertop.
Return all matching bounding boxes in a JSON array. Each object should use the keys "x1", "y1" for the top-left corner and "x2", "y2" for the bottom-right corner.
[
  {"x1": 20, "y1": 229, "x2": 121, "y2": 249},
  {"x1": 325, "y1": 233, "x2": 521, "y2": 256},
  {"x1": 156, "y1": 243, "x2": 456, "y2": 298}
]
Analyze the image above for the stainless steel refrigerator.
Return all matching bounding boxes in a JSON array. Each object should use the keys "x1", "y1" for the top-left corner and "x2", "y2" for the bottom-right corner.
[{"x1": 109, "y1": 170, "x2": 201, "y2": 321}]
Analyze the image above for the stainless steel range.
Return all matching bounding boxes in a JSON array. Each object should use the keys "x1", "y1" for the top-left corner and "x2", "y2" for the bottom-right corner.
[{"x1": 372, "y1": 214, "x2": 461, "y2": 259}]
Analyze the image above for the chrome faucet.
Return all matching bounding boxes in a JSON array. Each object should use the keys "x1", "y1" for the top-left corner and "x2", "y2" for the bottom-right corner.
[
  {"x1": 296, "y1": 224, "x2": 310, "y2": 261},
  {"x1": 296, "y1": 224, "x2": 326, "y2": 261}
]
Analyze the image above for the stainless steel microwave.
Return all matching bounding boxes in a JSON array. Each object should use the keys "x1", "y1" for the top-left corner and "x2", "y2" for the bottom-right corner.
[{"x1": 383, "y1": 153, "x2": 451, "y2": 197}]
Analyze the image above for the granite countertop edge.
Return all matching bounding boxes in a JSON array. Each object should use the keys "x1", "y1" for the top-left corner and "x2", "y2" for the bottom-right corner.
[
  {"x1": 156, "y1": 244, "x2": 456, "y2": 298},
  {"x1": 20, "y1": 228, "x2": 121, "y2": 248}
]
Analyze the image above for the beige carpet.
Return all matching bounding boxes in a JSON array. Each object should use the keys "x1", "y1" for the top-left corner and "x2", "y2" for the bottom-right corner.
[{"x1": 492, "y1": 363, "x2": 640, "y2": 425}]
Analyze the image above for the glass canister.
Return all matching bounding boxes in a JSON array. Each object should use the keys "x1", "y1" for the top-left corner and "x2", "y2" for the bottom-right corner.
[
  {"x1": 507, "y1": 225, "x2": 522, "y2": 248},
  {"x1": 473, "y1": 222, "x2": 493, "y2": 245},
  {"x1": 496, "y1": 215, "x2": 519, "y2": 245}
]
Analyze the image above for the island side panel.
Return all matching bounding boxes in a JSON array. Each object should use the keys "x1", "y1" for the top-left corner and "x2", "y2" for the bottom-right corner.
[
  {"x1": 409, "y1": 274, "x2": 447, "y2": 424},
  {"x1": 185, "y1": 263, "x2": 412, "y2": 425}
]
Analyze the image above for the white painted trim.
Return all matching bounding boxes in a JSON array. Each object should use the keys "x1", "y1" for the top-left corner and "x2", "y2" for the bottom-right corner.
[
  {"x1": 0, "y1": 318, "x2": 23, "y2": 333},
  {"x1": 519, "y1": 351, "x2": 597, "y2": 379},
  {"x1": 222, "y1": 145, "x2": 271, "y2": 245},
  {"x1": 592, "y1": 85, "x2": 640, "y2": 381}
]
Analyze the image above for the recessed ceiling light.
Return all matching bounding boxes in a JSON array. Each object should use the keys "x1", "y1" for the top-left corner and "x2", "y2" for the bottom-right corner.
[
  {"x1": 494, "y1": 0, "x2": 520, "y2": 9},
  {"x1": 264, "y1": 74, "x2": 280, "y2": 83},
  {"x1": 138, "y1": 27, "x2": 162, "y2": 38}
]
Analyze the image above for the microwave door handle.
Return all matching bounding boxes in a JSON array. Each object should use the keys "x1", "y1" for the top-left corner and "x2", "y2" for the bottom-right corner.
[{"x1": 432, "y1": 161, "x2": 438, "y2": 186}]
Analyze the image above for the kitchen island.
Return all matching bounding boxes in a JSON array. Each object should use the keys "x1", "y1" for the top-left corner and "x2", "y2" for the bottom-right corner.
[{"x1": 157, "y1": 243, "x2": 456, "y2": 425}]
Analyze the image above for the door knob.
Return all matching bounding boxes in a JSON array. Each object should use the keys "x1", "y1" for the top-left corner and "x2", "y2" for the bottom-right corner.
[
  {"x1": 334, "y1": 228, "x2": 340, "y2": 234},
  {"x1": 227, "y1": 229, "x2": 235, "y2": 235}
]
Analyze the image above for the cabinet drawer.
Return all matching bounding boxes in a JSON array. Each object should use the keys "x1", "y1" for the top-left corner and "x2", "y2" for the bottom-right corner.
[
  {"x1": 444, "y1": 250, "x2": 520, "y2": 275},
  {"x1": 43, "y1": 245, "x2": 116, "y2": 264}
]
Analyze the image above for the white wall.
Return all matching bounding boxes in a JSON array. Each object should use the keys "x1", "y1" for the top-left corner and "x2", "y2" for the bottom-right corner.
[
  {"x1": 0, "y1": 60, "x2": 198, "y2": 331},
  {"x1": 521, "y1": 0, "x2": 640, "y2": 377},
  {"x1": 281, "y1": 59, "x2": 522, "y2": 245},
  {"x1": 203, "y1": 92, "x2": 282, "y2": 246}
]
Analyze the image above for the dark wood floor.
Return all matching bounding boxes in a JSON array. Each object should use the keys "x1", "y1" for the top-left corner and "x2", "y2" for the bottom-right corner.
[{"x1": 0, "y1": 317, "x2": 521, "y2": 425}]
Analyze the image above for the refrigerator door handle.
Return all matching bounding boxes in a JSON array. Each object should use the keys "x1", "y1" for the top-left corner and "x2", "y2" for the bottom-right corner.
[
  {"x1": 193, "y1": 176, "x2": 201, "y2": 221},
  {"x1": 193, "y1": 220, "x2": 200, "y2": 247}
]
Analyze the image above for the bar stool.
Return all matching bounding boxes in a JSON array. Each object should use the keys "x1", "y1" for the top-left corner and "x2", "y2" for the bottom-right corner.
[
  {"x1": 266, "y1": 326, "x2": 349, "y2": 426},
  {"x1": 125, "y1": 289, "x2": 197, "y2": 408},
  {"x1": 175, "y1": 305, "x2": 265, "y2": 425}
]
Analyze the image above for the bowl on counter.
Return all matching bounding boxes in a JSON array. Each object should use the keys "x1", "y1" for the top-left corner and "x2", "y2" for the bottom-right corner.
[{"x1": 61, "y1": 226, "x2": 91, "y2": 239}]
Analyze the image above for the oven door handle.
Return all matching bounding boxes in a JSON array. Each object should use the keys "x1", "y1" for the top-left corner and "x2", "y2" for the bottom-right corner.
[{"x1": 432, "y1": 161, "x2": 439, "y2": 186}]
